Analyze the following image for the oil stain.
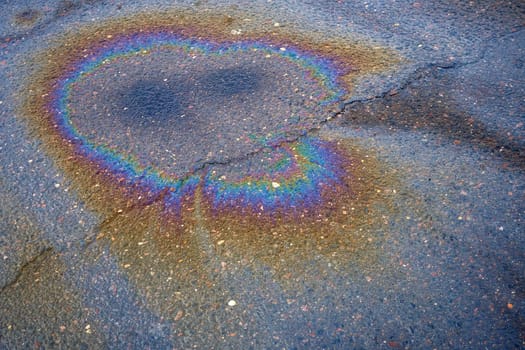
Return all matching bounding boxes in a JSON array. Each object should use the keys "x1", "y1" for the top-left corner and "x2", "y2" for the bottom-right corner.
[
  {"x1": 21, "y1": 8, "x2": 401, "y2": 221},
  {"x1": 19, "y1": 8, "x2": 405, "y2": 321}
]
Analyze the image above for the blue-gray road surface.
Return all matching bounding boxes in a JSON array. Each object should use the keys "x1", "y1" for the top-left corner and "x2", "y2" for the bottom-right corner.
[{"x1": 0, "y1": 1, "x2": 523, "y2": 349}]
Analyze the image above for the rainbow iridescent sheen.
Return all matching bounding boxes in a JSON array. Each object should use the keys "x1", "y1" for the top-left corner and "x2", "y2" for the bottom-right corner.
[
  {"x1": 20, "y1": 12, "x2": 402, "y2": 301},
  {"x1": 203, "y1": 138, "x2": 351, "y2": 214},
  {"x1": 46, "y1": 30, "x2": 347, "y2": 211}
]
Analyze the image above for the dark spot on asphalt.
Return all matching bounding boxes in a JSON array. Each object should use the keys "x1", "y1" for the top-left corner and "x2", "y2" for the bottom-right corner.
[
  {"x1": 116, "y1": 79, "x2": 186, "y2": 127},
  {"x1": 56, "y1": 0, "x2": 104, "y2": 17},
  {"x1": 56, "y1": 0, "x2": 80, "y2": 17},
  {"x1": 113, "y1": 66, "x2": 263, "y2": 127},
  {"x1": 14, "y1": 8, "x2": 41, "y2": 27}
]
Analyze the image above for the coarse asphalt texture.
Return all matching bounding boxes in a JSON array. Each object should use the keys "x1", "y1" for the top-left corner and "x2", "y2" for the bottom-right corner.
[{"x1": 0, "y1": 1, "x2": 524, "y2": 349}]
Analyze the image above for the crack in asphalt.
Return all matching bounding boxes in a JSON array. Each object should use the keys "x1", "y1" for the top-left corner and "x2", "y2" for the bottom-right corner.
[
  {"x1": 2, "y1": 41, "x2": 508, "y2": 283},
  {"x1": 47, "y1": 23, "x2": 525, "y2": 248},
  {"x1": 0, "y1": 246, "x2": 53, "y2": 293},
  {"x1": 83, "y1": 44, "x2": 525, "y2": 250},
  {"x1": 77, "y1": 25, "x2": 524, "y2": 247},
  {"x1": 80, "y1": 58, "x2": 474, "y2": 245}
]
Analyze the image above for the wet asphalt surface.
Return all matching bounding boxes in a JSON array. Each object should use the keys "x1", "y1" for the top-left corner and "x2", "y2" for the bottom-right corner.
[{"x1": 0, "y1": 1, "x2": 524, "y2": 349}]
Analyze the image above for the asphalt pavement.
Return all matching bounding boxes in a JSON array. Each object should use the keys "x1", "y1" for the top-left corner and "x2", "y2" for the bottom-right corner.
[{"x1": 0, "y1": 1, "x2": 523, "y2": 349}]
